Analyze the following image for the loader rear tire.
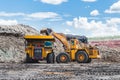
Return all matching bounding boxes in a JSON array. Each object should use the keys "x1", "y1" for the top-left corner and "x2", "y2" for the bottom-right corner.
[
  {"x1": 75, "y1": 51, "x2": 88, "y2": 63},
  {"x1": 46, "y1": 53, "x2": 55, "y2": 63},
  {"x1": 56, "y1": 53, "x2": 70, "y2": 63}
]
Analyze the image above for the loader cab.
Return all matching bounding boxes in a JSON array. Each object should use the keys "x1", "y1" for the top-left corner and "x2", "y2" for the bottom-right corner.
[
  {"x1": 24, "y1": 35, "x2": 55, "y2": 63},
  {"x1": 70, "y1": 39, "x2": 80, "y2": 49}
]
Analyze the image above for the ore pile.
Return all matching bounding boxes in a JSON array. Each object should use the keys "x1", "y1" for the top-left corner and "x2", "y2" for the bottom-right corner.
[
  {"x1": 0, "y1": 24, "x2": 39, "y2": 62},
  {"x1": 98, "y1": 45, "x2": 120, "y2": 62},
  {"x1": 52, "y1": 38, "x2": 65, "y2": 57}
]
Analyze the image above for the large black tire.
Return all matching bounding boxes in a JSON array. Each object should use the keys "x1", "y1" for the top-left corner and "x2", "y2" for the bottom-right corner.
[
  {"x1": 87, "y1": 58, "x2": 92, "y2": 63},
  {"x1": 75, "y1": 51, "x2": 89, "y2": 63},
  {"x1": 56, "y1": 53, "x2": 70, "y2": 63},
  {"x1": 46, "y1": 53, "x2": 55, "y2": 63},
  {"x1": 26, "y1": 54, "x2": 33, "y2": 63}
]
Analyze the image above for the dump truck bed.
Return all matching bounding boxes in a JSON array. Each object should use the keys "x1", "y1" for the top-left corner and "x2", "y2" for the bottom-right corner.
[{"x1": 24, "y1": 35, "x2": 54, "y2": 40}]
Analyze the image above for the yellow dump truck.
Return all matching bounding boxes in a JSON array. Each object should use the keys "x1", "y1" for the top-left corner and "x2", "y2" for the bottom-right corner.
[{"x1": 24, "y1": 35, "x2": 55, "y2": 63}]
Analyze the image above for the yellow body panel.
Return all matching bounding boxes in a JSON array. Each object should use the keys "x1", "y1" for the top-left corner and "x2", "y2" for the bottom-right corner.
[
  {"x1": 70, "y1": 50, "x2": 77, "y2": 60},
  {"x1": 26, "y1": 46, "x2": 34, "y2": 58},
  {"x1": 24, "y1": 35, "x2": 54, "y2": 60},
  {"x1": 24, "y1": 35, "x2": 54, "y2": 40},
  {"x1": 52, "y1": 33, "x2": 70, "y2": 51},
  {"x1": 43, "y1": 49, "x2": 53, "y2": 58}
]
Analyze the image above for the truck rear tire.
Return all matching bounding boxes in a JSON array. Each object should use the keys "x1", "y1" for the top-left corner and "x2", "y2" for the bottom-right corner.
[
  {"x1": 75, "y1": 51, "x2": 88, "y2": 63},
  {"x1": 56, "y1": 53, "x2": 70, "y2": 63},
  {"x1": 26, "y1": 54, "x2": 33, "y2": 63},
  {"x1": 87, "y1": 58, "x2": 92, "y2": 63},
  {"x1": 46, "y1": 53, "x2": 55, "y2": 63}
]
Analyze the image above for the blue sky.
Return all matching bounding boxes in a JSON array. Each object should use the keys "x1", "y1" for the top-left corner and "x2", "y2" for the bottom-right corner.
[{"x1": 0, "y1": 0, "x2": 120, "y2": 37}]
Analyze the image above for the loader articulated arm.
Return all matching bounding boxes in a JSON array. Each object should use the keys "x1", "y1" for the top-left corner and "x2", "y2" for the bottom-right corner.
[
  {"x1": 40, "y1": 28, "x2": 70, "y2": 51},
  {"x1": 52, "y1": 32, "x2": 70, "y2": 51}
]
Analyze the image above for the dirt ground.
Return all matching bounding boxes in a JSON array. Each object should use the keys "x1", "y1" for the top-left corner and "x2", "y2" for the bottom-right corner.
[{"x1": 0, "y1": 61, "x2": 120, "y2": 80}]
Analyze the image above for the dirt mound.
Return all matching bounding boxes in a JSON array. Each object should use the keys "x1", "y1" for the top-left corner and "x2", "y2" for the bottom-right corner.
[
  {"x1": 90, "y1": 40, "x2": 120, "y2": 62},
  {"x1": 0, "y1": 24, "x2": 39, "y2": 63},
  {"x1": 98, "y1": 45, "x2": 120, "y2": 62}
]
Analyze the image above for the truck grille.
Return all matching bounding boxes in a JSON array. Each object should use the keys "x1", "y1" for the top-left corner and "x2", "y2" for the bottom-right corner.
[{"x1": 34, "y1": 48, "x2": 42, "y2": 60}]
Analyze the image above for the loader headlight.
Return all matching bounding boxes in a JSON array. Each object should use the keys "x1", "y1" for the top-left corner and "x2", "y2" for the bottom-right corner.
[{"x1": 97, "y1": 55, "x2": 101, "y2": 58}]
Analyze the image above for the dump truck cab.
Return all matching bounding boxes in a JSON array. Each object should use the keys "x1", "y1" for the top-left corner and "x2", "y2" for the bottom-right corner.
[{"x1": 24, "y1": 35, "x2": 55, "y2": 63}]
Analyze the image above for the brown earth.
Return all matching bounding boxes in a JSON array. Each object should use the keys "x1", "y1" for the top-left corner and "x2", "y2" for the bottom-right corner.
[
  {"x1": 90, "y1": 40, "x2": 120, "y2": 62},
  {"x1": 0, "y1": 62, "x2": 120, "y2": 80}
]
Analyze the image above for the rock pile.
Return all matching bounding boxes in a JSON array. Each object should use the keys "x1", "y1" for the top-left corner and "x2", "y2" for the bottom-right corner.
[
  {"x1": 98, "y1": 46, "x2": 120, "y2": 62},
  {"x1": 0, "y1": 24, "x2": 39, "y2": 62},
  {"x1": 0, "y1": 24, "x2": 38, "y2": 35},
  {"x1": 52, "y1": 38, "x2": 65, "y2": 57}
]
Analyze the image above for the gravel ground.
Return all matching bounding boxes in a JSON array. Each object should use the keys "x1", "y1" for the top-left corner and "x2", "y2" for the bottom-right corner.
[{"x1": 0, "y1": 62, "x2": 120, "y2": 80}]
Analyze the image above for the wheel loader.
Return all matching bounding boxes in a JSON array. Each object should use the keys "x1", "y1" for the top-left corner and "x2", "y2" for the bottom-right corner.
[
  {"x1": 24, "y1": 35, "x2": 55, "y2": 63},
  {"x1": 40, "y1": 28, "x2": 100, "y2": 63}
]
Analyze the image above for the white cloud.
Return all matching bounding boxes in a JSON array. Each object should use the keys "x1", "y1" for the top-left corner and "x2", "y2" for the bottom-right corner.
[
  {"x1": 0, "y1": 12, "x2": 25, "y2": 17},
  {"x1": 0, "y1": 19, "x2": 18, "y2": 25},
  {"x1": 105, "y1": 0, "x2": 120, "y2": 13},
  {"x1": 64, "y1": 29, "x2": 71, "y2": 34},
  {"x1": 81, "y1": 0, "x2": 96, "y2": 2},
  {"x1": 85, "y1": 6, "x2": 90, "y2": 8},
  {"x1": 90, "y1": 10, "x2": 99, "y2": 16},
  {"x1": 0, "y1": 11, "x2": 62, "y2": 21},
  {"x1": 48, "y1": 18, "x2": 63, "y2": 21},
  {"x1": 27, "y1": 12, "x2": 61, "y2": 20},
  {"x1": 66, "y1": 17, "x2": 120, "y2": 37},
  {"x1": 28, "y1": 12, "x2": 61, "y2": 20},
  {"x1": 40, "y1": 0, "x2": 68, "y2": 5}
]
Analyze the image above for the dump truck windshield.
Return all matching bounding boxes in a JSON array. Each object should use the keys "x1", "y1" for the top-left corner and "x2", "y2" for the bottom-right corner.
[
  {"x1": 44, "y1": 41, "x2": 53, "y2": 47},
  {"x1": 25, "y1": 39, "x2": 53, "y2": 48}
]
